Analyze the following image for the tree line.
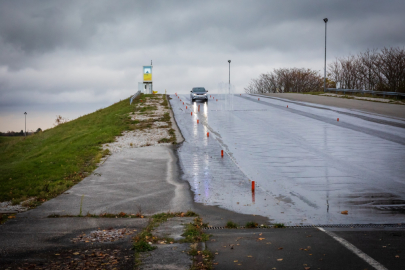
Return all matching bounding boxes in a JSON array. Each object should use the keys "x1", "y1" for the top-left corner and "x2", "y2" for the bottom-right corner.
[
  {"x1": 0, "y1": 128, "x2": 42, "y2": 136},
  {"x1": 245, "y1": 47, "x2": 405, "y2": 94}
]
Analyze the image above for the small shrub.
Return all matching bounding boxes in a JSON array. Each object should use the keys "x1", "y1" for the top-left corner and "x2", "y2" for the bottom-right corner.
[
  {"x1": 226, "y1": 220, "x2": 238, "y2": 229},
  {"x1": 273, "y1": 223, "x2": 285, "y2": 228},
  {"x1": 133, "y1": 240, "x2": 156, "y2": 252},
  {"x1": 245, "y1": 221, "x2": 258, "y2": 228}
]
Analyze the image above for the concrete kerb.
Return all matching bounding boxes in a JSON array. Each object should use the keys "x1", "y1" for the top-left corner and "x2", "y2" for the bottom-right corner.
[{"x1": 166, "y1": 94, "x2": 185, "y2": 144}]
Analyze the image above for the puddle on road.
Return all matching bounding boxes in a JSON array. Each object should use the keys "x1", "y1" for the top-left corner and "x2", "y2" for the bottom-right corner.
[{"x1": 171, "y1": 94, "x2": 405, "y2": 225}]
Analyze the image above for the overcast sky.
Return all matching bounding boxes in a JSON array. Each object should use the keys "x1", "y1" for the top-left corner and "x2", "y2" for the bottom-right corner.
[{"x1": 1, "y1": 0, "x2": 404, "y2": 131}]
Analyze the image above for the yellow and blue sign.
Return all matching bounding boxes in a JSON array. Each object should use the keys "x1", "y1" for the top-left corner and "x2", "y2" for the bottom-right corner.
[{"x1": 143, "y1": 66, "x2": 152, "y2": 81}]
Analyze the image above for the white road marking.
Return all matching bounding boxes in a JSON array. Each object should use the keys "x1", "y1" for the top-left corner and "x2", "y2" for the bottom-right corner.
[{"x1": 317, "y1": 227, "x2": 388, "y2": 270}]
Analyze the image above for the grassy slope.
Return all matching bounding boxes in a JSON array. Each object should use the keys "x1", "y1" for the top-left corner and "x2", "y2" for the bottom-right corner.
[{"x1": 0, "y1": 96, "x2": 144, "y2": 205}]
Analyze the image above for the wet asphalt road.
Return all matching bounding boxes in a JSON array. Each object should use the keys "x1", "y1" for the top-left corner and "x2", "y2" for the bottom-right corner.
[
  {"x1": 170, "y1": 94, "x2": 405, "y2": 225},
  {"x1": 170, "y1": 93, "x2": 405, "y2": 269}
]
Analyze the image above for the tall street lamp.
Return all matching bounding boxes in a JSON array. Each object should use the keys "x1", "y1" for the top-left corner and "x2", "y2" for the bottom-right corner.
[
  {"x1": 323, "y1": 18, "x2": 328, "y2": 92},
  {"x1": 228, "y1": 60, "x2": 231, "y2": 94},
  {"x1": 24, "y1": 112, "x2": 27, "y2": 137}
]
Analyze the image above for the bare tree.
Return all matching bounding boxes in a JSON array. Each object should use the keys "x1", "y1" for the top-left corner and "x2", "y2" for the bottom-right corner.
[
  {"x1": 329, "y1": 47, "x2": 405, "y2": 92},
  {"x1": 244, "y1": 68, "x2": 323, "y2": 94}
]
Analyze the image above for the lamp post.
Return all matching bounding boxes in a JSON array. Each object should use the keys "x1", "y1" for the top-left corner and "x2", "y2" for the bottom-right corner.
[
  {"x1": 24, "y1": 112, "x2": 27, "y2": 137},
  {"x1": 323, "y1": 18, "x2": 328, "y2": 92},
  {"x1": 228, "y1": 60, "x2": 231, "y2": 94}
]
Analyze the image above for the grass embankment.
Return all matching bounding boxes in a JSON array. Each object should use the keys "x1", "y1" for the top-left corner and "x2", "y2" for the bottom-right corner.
[{"x1": 0, "y1": 94, "x2": 171, "y2": 206}]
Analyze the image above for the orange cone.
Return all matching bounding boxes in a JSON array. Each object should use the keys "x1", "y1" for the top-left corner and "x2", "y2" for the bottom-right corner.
[
  {"x1": 221, "y1": 150, "x2": 224, "y2": 157},
  {"x1": 337, "y1": 118, "x2": 339, "y2": 122},
  {"x1": 207, "y1": 132, "x2": 209, "y2": 137},
  {"x1": 252, "y1": 181, "x2": 255, "y2": 192}
]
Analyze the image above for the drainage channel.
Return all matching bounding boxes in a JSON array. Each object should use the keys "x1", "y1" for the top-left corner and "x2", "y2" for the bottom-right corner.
[{"x1": 204, "y1": 224, "x2": 405, "y2": 230}]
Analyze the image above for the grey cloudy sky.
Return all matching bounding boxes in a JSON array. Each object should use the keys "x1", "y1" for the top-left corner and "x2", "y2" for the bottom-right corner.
[{"x1": 1, "y1": 0, "x2": 404, "y2": 131}]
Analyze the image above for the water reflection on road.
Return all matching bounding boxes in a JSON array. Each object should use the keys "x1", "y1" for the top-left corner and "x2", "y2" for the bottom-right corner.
[{"x1": 170, "y1": 94, "x2": 405, "y2": 225}]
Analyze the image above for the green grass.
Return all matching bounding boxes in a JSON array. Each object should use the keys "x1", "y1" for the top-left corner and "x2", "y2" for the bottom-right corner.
[
  {"x1": 0, "y1": 137, "x2": 24, "y2": 144},
  {"x1": 0, "y1": 94, "x2": 146, "y2": 205},
  {"x1": 273, "y1": 223, "x2": 285, "y2": 228},
  {"x1": 132, "y1": 211, "x2": 198, "y2": 255}
]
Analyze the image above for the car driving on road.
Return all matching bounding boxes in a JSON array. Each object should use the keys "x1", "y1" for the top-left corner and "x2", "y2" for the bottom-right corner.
[{"x1": 190, "y1": 87, "x2": 208, "y2": 102}]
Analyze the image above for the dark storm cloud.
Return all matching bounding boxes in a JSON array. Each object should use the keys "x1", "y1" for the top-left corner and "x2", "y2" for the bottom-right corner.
[{"x1": 0, "y1": 0, "x2": 404, "y2": 106}]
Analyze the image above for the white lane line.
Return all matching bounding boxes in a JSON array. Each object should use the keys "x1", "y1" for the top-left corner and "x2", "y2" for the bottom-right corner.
[{"x1": 317, "y1": 227, "x2": 388, "y2": 270}]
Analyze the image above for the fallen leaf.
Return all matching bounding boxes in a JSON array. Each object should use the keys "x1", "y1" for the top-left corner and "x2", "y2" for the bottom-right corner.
[
  {"x1": 234, "y1": 260, "x2": 238, "y2": 262},
  {"x1": 277, "y1": 258, "x2": 283, "y2": 261},
  {"x1": 258, "y1": 238, "x2": 265, "y2": 241},
  {"x1": 266, "y1": 242, "x2": 272, "y2": 244},
  {"x1": 341, "y1": 210, "x2": 348, "y2": 215},
  {"x1": 55, "y1": 254, "x2": 60, "y2": 256},
  {"x1": 395, "y1": 255, "x2": 400, "y2": 258},
  {"x1": 259, "y1": 233, "x2": 262, "y2": 236},
  {"x1": 73, "y1": 252, "x2": 79, "y2": 255},
  {"x1": 278, "y1": 247, "x2": 283, "y2": 250},
  {"x1": 247, "y1": 255, "x2": 252, "y2": 257},
  {"x1": 304, "y1": 267, "x2": 310, "y2": 270}
]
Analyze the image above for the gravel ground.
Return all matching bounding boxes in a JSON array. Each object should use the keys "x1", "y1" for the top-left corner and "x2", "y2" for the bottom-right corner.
[
  {"x1": 0, "y1": 198, "x2": 35, "y2": 213},
  {"x1": 103, "y1": 96, "x2": 172, "y2": 153}
]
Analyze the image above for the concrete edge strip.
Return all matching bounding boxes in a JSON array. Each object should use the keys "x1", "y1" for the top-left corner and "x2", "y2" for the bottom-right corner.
[
  {"x1": 317, "y1": 227, "x2": 388, "y2": 270},
  {"x1": 249, "y1": 93, "x2": 405, "y2": 127},
  {"x1": 167, "y1": 94, "x2": 185, "y2": 143},
  {"x1": 241, "y1": 94, "x2": 405, "y2": 146}
]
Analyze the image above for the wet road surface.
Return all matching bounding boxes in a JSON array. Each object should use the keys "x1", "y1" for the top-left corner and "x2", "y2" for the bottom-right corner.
[{"x1": 170, "y1": 94, "x2": 405, "y2": 225}]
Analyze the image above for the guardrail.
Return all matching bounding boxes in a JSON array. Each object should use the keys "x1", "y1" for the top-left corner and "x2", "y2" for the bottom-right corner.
[
  {"x1": 325, "y1": 88, "x2": 405, "y2": 99},
  {"x1": 130, "y1": 90, "x2": 141, "y2": 104}
]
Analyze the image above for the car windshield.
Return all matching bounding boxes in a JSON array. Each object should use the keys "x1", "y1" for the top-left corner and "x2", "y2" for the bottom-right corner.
[{"x1": 192, "y1": 88, "x2": 206, "y2": 92}]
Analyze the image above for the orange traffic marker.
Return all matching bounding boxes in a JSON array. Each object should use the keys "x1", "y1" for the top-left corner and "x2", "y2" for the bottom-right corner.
[
  {"x1": 198, "y1": 105, "x2": 200, "y2": 112},
  {"x1": 337, "y1": 118, "x2": 339, "y2": 122},
  {"x1": 252, "y1": 181, "x2": 255, "y2": 192},
  {"x1": 186, "y1": 106, "x2": 187, "y2": 109},
  {"x1": 287, "y1": 105, "x2": 288, "y2": 108},
  {"x1": 258, "y1": 98, "x2": 260, "y2": 101},
  {"x1": 197, "y1": 119, "x2": 199, "y2": 124},
  {"x1": 216, "y1": 99, "x2": 218, "y2": 101},
  {"x1": 210, "y1": 95, "x2": 211, "y2": 97},
  {"x1": 183, "y1": 102, "x2": 184, "y2": 105},
  {"x1": 191, "y1": 112, "x2": 193, "y2": 116},
  {"x1": 240, "y1": 94, "x2": 241, "y2": 96},
  {"x1": 207, "y1": 132, "x2": 209, "y2": 137},
  {"x1": 221, "y1": 150, "x2": 224, "y2": 157}
]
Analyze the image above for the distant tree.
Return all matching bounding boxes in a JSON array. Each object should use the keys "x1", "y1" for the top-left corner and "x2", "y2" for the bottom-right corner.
[
  {"x1": 328, "y1": 47, "x2": 405, "y2": 92},
  {"x1": 35, "y1": 128, "x2": 42, "y2": 133},
  {"x1": 245, "y1": 68, "x2": 323, "y2": 94}
]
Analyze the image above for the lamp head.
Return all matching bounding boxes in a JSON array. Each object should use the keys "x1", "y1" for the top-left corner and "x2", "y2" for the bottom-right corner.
[
  {"x1": 323, "y1": 18, "x2": 328, "y2": 23},
  {"x1": 228, "y1": 60, "x2": 231, "y2": 63},
  {"x1": 24, "y1": 112, "x2": 27, "y2": 115}
]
